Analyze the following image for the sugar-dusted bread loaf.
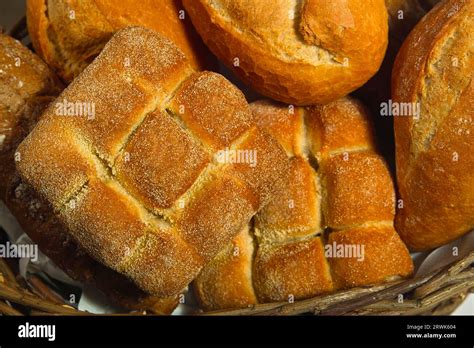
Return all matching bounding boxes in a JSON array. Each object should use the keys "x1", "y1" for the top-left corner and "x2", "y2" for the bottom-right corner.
[
  {"x1": 194, "y1": 98, "x2": 414, "y2": 310},
  {"x1": 393, "y1": 0, "x2": 474, "y2": 250},
  {"x1": 15, "y1": 27, "x2": 289, "y2": 297},
  {"x1": 183, "y1": 0, "x2": 388, "y2": 105},
  {"x1": 0, "y1": 34, "x2": 62, "y2": 196},
  {"x1": 27, "y1": 0, "x2": 212, "y2": 81},
  {"x1": 0, "y1": 33, "x2": 180, "y2": 313}
]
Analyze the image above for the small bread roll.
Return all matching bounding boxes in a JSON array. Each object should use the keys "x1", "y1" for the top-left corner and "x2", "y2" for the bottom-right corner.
[{"x1": 183, "y1": 0, "x2": 389, "y2": 105}]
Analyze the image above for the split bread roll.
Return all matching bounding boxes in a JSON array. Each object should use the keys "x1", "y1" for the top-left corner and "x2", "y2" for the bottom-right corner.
[
  {"x1": 15, "y1": 27, "x2": 289, "y2": 298},
  {"x1": 27, "y1": 0, "x2": 212, "y2": 81},
  {"x1": 0, "y1": 33, "x2": 179, "y2": 314},
  {"x1": 194, "y1": 98, "x2": 414, "y2": 310},
  {"x1": 183, "y1": 0, "x2": 389, "y2": 105},
  {"x1": 393, "y1": 0, "x2": 474, "y2": 250}
]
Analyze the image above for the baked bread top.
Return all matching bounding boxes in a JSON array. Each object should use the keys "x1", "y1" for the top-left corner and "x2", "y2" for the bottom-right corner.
[
  {"x1": 183, "y1": 0, "x2": 388, "y2": 105},
  {"x1": 194, "y1": 98, "x2": 414, "y2": 311},
  {"x1": 27, "y1": 0, "x2": 212, "y2": 81},
  {"x1": 0, "y1": 33, "x2": 181, "y2": 313},
  {"x1": 393, "y1": 0, "x2": 474, "y2": 250},
  {"x1": 15, "y1": 26, "x2": 288, "y2": 297},
  {"x1": 0, "y1": 33, "x2": 62, "y2": 197}
]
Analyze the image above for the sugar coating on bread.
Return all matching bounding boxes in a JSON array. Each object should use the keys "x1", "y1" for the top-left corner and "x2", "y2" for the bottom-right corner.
[
  {"x1": 0, "y1": 34, "x2": 62, "y2": 197},
  {"x1": 15, "y1": 27, "x2": 289, "y2": 297},
  {"x1": 393, "y1": 0, "x2": 474, "y2": 250},
  {"x1": 0, "y1": 33, "x2": 180, "y2": 312},
  {"x1": 194, "y1": 97, "x2": 414, "y2": 310}
]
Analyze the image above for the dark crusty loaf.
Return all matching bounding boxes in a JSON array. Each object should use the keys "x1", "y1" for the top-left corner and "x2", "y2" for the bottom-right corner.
[
  {"x1": 15, "y1": 27, "x2": 289, "y2": 298},
  {"x1": 392, "y1": 0, "x2": 474, "y2": 250},
  {"x1": 194, "y1": 98, "x2": 414, "y2": 310},
  {"x1": 27, "y1": 0, "x2": 212, "y2": 81},
  {"x1": 183, "y1": 0, "x2": 388, "y2": 105},
  {"x1": 0, "y1": 33, "x2": 180, "y2": 314}
]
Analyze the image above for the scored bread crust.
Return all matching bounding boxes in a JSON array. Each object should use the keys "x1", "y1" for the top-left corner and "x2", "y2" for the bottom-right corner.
[
  {"x1": 26, "y1": 0, "x2": 212, "y2": 81},
  {"x1": 194, "y1": 98, "x2": 414, "y2": 311},
  {"x1": 15, "y1": 27, "x2": 289, "y2": 298},
  {"x1": 392, "y1": 0, "x2": 474, "y2": 250},
  {"x1": 183, "y1": 0, "x2": 388, "y2": 105},
  {"x1": 0, "y1": 33, "x2": 181, "y2": 313}
]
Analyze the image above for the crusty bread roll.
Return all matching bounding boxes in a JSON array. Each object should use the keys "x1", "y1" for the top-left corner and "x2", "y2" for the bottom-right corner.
[
  {"x1": 0, "y1": 33, "x2": 179, "y2": 314},
  {"x1": 183, "y1": 0, "x2": 388, "y2": 105},
  {"x1": 194, "y1": 98, "x2": 414, "y2": 310},
  {"x1": 15, "y1": 27, "x2": 289, "y2": 298},
  {"x1": 393, "y1": 0, "x2": 473, "y2": 250},
  {"x1": 27, "y1": 0, "x2": 212, "y2": 81}
]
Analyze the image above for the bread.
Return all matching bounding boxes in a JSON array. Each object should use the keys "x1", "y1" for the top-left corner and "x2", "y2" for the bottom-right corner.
[
  {"x1": 392, "y1": 0, "x2": 473, "y2": 250},
  {"x1": 194, "y1": 98, "x2": 414, "y2": 310},
  {"x1": 27, "y1": 0, "x2": 212, "y2": 81},
  {"x1": 5, "y1": 177, "x2": 180, "y2": 313},
  {"x1": 183, "y1": 0, "x2": 388, "y2": 105},
  {"x1": 0, "y1": 34, "x2": 62, "y2": 197},
  {"x1": 15, "y1": 27, "x2": 289, "y2": 298},
  {"x1": 0, "y1": 33, "x2": 180, "y2": 314}
]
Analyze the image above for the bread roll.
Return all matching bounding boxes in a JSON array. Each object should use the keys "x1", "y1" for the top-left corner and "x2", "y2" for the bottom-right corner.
[
  {"x1": 15, "y1": 27, "x2": 289, "y2": 298},
  {"x1": 0, "y1": 33, "x2": 179, "y2": 314},
  {"x1": 27, "y1": 0, "x2": 212, "y2": 81},
  {"x1": 183, "y1": 0, "x2": 388, "y2": 105},
  {"x1": 393, "y1": 0, "x2": 473, "y2": 250},
  {"x1": 194, "y1": 98, "x2": 414, "y2": 311}
]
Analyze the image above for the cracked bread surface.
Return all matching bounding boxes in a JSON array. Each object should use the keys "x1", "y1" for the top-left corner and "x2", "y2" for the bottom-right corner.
[
  {"x1": 0, "y1": 33, "x2": 181, "y2": 312},
  {"x1": 194, "y1": 98, "x2": 414, "y2": 310},
  {"x1": 15, "y1": 27, "x2": 289, "y2": 297},
  {"x1": 27, "y1": 0, "x2": 212, "y2": 81},
  {"x1": 392, "y1": 0, "x2": 474, "y2": 250},
  {"x1": 183, "y1": 0, "x2": 388, "y2": 105}
]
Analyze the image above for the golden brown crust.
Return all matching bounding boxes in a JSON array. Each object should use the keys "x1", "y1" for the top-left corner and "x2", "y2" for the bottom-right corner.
[
  {"x1": 254, "y1": 237, "x2": 334, "y2": 303},
  {"x1": 26, "y1": 0, "x2": 212, "y2": 81},
  {"x1": 5, "y1": 177, "x2": 179, "y2": 314},
  {"x1": 0, "y1": 33, "x2": 178, "y2": 313},
  {"x1": 328, "y1": 227, "x2": 414, "y2": 288},
  {"x1": 0, "y1": 34, "x2": 62, "y2": 197},
  {"x1": 194, "y1": 97, "x2": 414, "y2": 311},
  {"x1": 183, "y1": 0, "x2": 388, "y2": 105},
  {"x1": 392, "y1": 0, "x2": 474, "y2": 250},
  {"x1": 324, "y1": 151, "x2": 395, "y2": 228},
  {"x1": 193, "y1": 227, "x2": 257, "y2": 311},
  {"x1": 16, "y1": 27, "x2": 288, "y2": 297}
]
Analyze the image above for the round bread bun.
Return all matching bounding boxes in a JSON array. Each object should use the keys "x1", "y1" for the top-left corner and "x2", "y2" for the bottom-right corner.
[{"x1": 183, "y1": 0, "x2": 389, "y2": 105}]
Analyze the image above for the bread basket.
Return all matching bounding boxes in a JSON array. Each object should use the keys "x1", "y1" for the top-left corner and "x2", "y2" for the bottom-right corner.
[{"x1": 0, "y1": 15, "x2": 472, "y2": 317}]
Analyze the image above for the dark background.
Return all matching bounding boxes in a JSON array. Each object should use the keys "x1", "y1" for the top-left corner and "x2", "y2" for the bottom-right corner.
[{"x1": 0, "y1": 0, "x2": 26, "y2": 32}]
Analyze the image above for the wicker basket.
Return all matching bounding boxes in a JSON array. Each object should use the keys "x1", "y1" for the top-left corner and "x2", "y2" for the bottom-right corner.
[
  {"x1": 0, "y1": 224, "x2": 472, "y2": 316},
  {"x1": 1, "y1": 17, "x2": 473, "y2": 317}
]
